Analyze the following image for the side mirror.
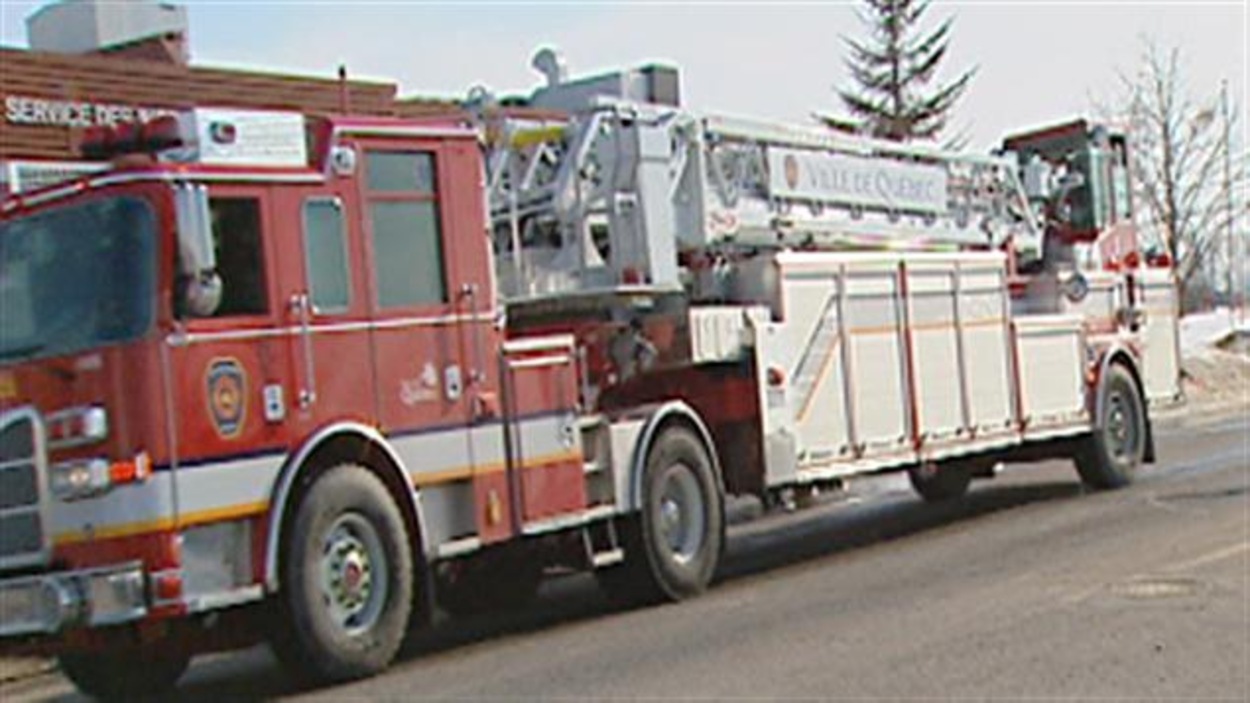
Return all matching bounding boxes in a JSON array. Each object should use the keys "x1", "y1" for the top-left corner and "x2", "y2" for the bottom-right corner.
[
  {"x1": 183, "y1": 271, "x2": 223, "y2": 317},
  {"x1": 173, "y1": 184, "x2": 222, "y2": 317}
]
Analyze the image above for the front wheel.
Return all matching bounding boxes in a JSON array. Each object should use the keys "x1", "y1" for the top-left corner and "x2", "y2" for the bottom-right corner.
[
  {"x1": 598, "y1": 426, "x2": 723, "y2": 604},
  {"x1": 273, "y1": 465, "x2": 414, "y2": 684},
  {"x1": 1076, "y1": 363, "x2": 1147, "y2": 490},
  {"x1": 59, "y1": 649, "x2": 189, "y2": 701}
]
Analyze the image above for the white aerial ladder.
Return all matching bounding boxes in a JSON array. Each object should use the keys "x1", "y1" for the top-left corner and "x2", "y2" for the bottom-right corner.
[{"x1": 473, "y1": 50, "x2": 1045, "y2": 303}]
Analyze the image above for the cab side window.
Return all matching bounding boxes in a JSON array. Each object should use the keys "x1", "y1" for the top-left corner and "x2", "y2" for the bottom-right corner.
[
  {"x1": 208, "y1": 197, "x2": 268, "y2": 316},
  {"x1": 303, "y1": 199, "x2": 351, "y2": 312},
  {"x1": 364, "y1": 151, "x2": 447, "y2": 308}
]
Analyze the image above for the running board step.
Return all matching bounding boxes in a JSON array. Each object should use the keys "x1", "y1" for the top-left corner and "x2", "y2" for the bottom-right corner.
[
  {"x1": 590, "y1": 548, "x2": 624, "y2": 568},
  {"x1": 581, "y1": 515, "x2": 623, "y2": 569}
]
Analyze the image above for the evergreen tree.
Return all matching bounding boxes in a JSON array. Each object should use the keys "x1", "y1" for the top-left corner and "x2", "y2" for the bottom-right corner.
[{"x1": 836, "y1": 0, "x2": 975, "y2": 142}]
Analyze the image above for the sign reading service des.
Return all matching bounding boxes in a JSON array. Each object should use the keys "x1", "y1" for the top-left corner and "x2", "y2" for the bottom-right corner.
[
  {"x1": 5, "y1": 95, "x2": 176, "y2": 128},
  {"x1": 768, "y1": 147, "x2": 949, "y2": 215}
]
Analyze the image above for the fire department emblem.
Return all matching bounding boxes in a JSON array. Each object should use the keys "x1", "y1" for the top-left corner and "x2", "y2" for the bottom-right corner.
[{"x1": 206, "y1": 358, "x2": 247, "y2": 438}]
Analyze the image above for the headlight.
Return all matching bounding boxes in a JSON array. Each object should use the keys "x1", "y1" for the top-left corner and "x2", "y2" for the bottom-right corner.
[
  {"x1": 50, "y1": 453, "x2": 150, "y2": 502},
  {"x1": 50, "y1": 459, "x2": 111, "y2": 501}
]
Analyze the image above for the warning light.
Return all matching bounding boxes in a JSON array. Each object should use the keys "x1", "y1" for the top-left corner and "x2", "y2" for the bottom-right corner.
[
  {"x1": 79, "y1": 117, "x2": 187, "y2": 161},
  {"x1": 142, "y1": 116, "x2": 184, "y2": 151}
]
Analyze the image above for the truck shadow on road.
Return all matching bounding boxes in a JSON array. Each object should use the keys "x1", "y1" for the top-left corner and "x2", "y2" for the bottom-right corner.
[
  {"x1": 35, "y1": 477, "x2": 1085, "y2": 702},
  {"x1": 719, "y1": 479, "x2": 1083, "y2": 582}
]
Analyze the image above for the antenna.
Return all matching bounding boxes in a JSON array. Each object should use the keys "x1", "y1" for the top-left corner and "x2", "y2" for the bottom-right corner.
[{"x1": 338, "y1": 64, "x2": 350, "y2": 114}]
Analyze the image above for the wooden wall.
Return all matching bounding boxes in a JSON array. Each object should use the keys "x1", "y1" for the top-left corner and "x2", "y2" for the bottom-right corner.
[{"x1": 0, "y1": 47, "x2": 452, "y2": 160}]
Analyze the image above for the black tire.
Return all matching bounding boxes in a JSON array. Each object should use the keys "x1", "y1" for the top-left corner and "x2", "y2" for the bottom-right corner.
[
  {"x1": 59, "y1": 649, "x2": 189, "y2": 701},
  {"x1": 907, "y1": 462, "x2": 972, "y2": 503},
  {"x1": 1077, "y1": 363, "x2": 1147, "y2": 489},
  {"x1": 435, "y1": 550, "x2": 543, "y2": 616},
  {"x1": 598, "y1": 426, "x2": 723, "y2": 603},
  {"x1": 273, "y1": 465, "x2": 414, "y2": 684}
]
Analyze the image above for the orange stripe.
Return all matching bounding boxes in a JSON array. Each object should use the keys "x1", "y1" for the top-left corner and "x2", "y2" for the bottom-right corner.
[
  {"x1": 410, "y1": 450, "x2": 582, "y2": 488},
  {"x1": 847, "y1": 317, "x2": 1004, "y2": 336},
  {"x1": 53, "y1": 501, "x2": 268, "y2": 546}
]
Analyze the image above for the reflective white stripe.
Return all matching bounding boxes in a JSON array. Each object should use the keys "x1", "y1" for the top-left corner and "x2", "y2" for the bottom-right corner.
[
  {"x1": 95, "y1": 171, "x2": 325, "y2": 186},
  {"x1": 502, "y1": 335, "x2": 576, "y2": 353},
  {"x1": 5, "y1": 170, "x2": 326, "y2": 212},
  {"x1": 392, "y1": 427, "x2": 486, "y2": 484},
  {"x1": 49, "y1": 472, "x2": 176, "y2": 542},
  {"x1": 165, "y1": 312, "x2": 497, "y2": 346},
  {"x1": 46, "y1": 414, "x2": 581, "y2": 549},
  {"x1": 391, "y1": 413, "x2": 574, "y2": 485},
  {"x1": 48, "y1": 453, "x2": 282, "y2": 543},
  {"x1": 175, "y1": 453, "x2": 283, "y2": 517},
  {"x1": 507, "y1": 355, "x2": 573, "y2": 370},
  {"x1": 333, "y1": 124, "x2": 476, "y2": 140},
  {"x1": 370, "y1": 313, "x2": 495, "y2": 330}
]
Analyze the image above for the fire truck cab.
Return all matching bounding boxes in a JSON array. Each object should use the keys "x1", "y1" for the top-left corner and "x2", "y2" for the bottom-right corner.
[{"x1": 0, "y1": 107, "x2": 621, "y2": 693}]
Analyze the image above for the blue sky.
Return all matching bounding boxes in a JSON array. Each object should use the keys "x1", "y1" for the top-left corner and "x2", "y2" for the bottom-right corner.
[{"x1": 1, "y1": 1, "x2": 1245, "y2": 150}]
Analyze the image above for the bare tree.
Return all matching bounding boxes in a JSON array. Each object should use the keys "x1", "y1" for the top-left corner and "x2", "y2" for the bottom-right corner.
[{"x1": 1111, "y1": 38, "x2": 1244, "y2": 311}]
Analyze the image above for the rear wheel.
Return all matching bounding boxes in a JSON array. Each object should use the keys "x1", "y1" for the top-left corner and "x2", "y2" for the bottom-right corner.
[
  {"x1": 58, "y1": 649, "x2": 189, "y2": 701},
  {"x1": 907, "y1": 462, "x2": 972, "y2": 503},
  {"x1": 598, "y1": 426, "x2": 723, "y2": 604},
  {"x1": 1077, "y1": 363, "x2": 1147, "y2": 489},
  {"x1": 273, "y1": 465, "x2": 414, "y2": 684}
]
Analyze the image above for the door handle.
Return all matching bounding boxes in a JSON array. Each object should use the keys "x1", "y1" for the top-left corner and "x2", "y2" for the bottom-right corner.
[
  {"x1": 289, "y1": 292, "x2": 317, "y2": 409},
  {"x1": 461, "y1": 282, "x2": 486, "y2": 387}
]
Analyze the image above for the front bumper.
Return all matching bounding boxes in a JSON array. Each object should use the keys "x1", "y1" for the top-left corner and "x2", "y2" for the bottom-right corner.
[{"x1": 0, "y1": 562, "x2": 147, "y2": 638}]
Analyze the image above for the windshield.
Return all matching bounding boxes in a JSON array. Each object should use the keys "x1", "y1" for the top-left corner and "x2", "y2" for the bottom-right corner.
[{"x1": 0, "y1": 196, "x2": 157, "y2": 364}]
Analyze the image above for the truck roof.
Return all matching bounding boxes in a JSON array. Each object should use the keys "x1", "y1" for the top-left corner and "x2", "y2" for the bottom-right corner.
[{"x1": 1, "y1": 110, "x2": 481, "y2": 214}]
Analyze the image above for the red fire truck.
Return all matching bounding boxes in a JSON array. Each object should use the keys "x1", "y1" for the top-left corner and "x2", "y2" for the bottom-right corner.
[{"x1": 0, "y1": 54, "x2": 1179, "y2": 699}]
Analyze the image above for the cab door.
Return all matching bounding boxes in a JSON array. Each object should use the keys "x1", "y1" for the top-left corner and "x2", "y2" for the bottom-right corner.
[
  {"x1": 167, "y1": 185, "x2": 294, "y2": 531},
  {"x1": 276, "y1": 188, "x2": 378, "y2": 432},
  {"x1": 356, "y1": 144, "x2": 486, "y2": 537}
]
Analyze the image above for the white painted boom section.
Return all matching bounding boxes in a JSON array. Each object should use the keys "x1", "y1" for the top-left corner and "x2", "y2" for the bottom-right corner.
[{"x1": 483, "y1": 101, "x2": 1044, "y2": 301}]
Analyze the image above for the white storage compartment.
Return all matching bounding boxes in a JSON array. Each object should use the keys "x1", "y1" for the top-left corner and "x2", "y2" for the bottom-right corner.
[
  {"x1": 1014, "y1": 316, "x2": 1088, "y2": 434},
  {"x1": 1136, "y1": 269, "x2": 1183, "y2": 406}
]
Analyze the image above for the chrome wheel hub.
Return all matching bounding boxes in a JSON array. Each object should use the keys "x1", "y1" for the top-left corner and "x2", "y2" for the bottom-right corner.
[
  {"x1": 661, "y1": 497, "x2": 682, "y2": 532},
  {"x1": 319, "y1": 513, "x2": 388, "y2": 634},
  {"x1": 331, "y1": 543, "x2": 370, "y2": 608},
  {"x1": 657, "y1": 463, "x2": 705, "y2": 565}
]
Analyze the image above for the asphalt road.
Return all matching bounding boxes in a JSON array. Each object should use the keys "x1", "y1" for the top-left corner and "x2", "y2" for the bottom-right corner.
[{"x1": 7, "y1": 409, "x2": 1248, "y2": 701}]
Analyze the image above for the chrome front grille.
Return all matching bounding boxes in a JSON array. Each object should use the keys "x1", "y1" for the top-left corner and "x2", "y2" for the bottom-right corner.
[{"x1": 0, "y1": 409, "x2": 49, "y2": 571}]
